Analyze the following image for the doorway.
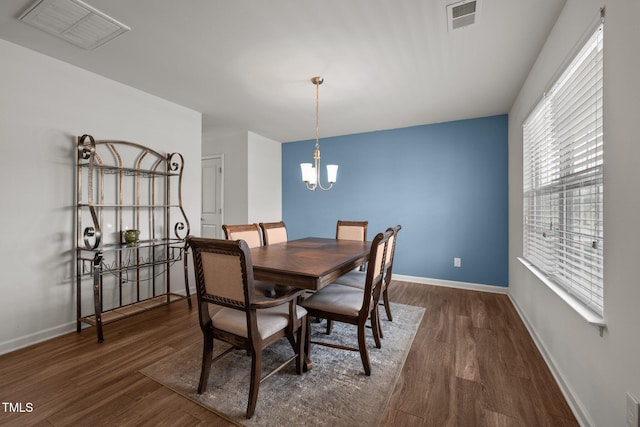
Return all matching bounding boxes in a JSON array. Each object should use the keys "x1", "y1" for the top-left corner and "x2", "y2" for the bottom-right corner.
[{"x1": 201, "y1": 155, "x2": 223, "y2": 238}]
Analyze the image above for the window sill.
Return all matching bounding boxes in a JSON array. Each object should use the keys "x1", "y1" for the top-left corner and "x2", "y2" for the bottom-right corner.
[{"x1": 517, "y1": 257, "x2": 606, "y2": 335}]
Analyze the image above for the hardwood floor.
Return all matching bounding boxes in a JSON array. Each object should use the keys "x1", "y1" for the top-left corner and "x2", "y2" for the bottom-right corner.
[
  {"x1": 0, "y1": 281, "x2": 577, "y2": 426},
  {"x1": 381, "y1": 282, "x2": 577, "y2": 426}
]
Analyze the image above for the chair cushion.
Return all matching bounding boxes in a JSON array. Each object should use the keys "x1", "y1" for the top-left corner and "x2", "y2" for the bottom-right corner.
[
  {"x1": 211, "y1": 304, "x2": 307, "y2": 340},
  {"x1": 301, "y1": 283, "x2": 366, "y2": 317},
  {"x1": 332, "y1": 270, "x2": 366, "y2": 289}
]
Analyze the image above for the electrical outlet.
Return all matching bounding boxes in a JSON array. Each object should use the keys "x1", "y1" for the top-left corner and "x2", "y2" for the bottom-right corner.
[
  {"x1": 454, "y1": 257, "x2": 461, "y2": 268},
  {"x1": 628, "y1": 392, "x2": 640, "y2": 427}
]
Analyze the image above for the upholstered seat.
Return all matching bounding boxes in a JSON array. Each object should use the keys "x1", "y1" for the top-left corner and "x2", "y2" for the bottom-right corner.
[
  {"x1": 188, "y1": 236, "x2": 307, "y2": 419},
  {"x1": 299, "y1": 283, "x2": 366, "y2": 317},
  {"x1": 332, "y1": 270, "x2": 366, "y2": 289},
  {"x1": 211, "y1": 303, "x2": 305, "y2": 339},
  {"x1": 301, "y1": 230, "x2": 392, "y2": 376}
]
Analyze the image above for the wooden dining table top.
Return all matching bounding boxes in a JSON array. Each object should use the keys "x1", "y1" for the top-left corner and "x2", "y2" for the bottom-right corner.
[{"x1": 250, "y1": 237, "x2": 371, "y2": 291}]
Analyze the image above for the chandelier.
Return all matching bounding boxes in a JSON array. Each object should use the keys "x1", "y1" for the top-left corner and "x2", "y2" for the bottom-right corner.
[{"x1": 300, "y1": 76, "x2": 338, "y2": 191}]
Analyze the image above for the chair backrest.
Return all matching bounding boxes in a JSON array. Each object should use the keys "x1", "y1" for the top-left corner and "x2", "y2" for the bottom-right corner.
[
  {"x1": 259, "y1": 221, "x2": 288, "y2": 245},
  {"x1": 361, "y1": 229, "x2": 393, "y2": 312},
  {"x1": 383, "y1": 225, "x2": 402, "y2": 285},
  {"x1": 336, "y1": 220, "x2": 368, "y2": 241},
  {"x1": 188, "y1": 237, "x2": 258, "y2": 310},
  {"x1": 222, "y1": 223, "x2": 263, "y2": 248}
]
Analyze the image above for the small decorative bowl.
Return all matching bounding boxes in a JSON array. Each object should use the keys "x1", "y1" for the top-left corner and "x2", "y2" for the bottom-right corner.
[{"x1": 124, "y1": 229, "x2": 140, "y2": 245}]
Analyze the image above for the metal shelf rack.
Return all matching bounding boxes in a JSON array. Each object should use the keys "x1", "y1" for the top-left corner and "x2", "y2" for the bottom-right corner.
[{"x1": 75, "y1": 134, "x2": 191, "y2": 342}]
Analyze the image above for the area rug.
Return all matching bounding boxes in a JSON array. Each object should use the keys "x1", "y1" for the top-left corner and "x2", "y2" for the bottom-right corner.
[{"x1": 140, "y1": 303, "x2": 424, "y2": 426}]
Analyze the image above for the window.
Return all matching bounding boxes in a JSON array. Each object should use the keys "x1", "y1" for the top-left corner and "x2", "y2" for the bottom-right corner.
[{"x1": 522, "y1": 22, "x2": 604, "y2": 316}]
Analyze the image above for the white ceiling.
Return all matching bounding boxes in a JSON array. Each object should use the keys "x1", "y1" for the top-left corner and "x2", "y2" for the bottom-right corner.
[{"x1": 0, "y1": 0, "x2": 566, "y2": 142}]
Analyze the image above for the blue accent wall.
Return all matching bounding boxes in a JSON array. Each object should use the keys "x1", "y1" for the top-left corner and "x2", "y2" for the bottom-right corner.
[{"x1": 282, "y1": 115, "x2": 508, "y2": 287}]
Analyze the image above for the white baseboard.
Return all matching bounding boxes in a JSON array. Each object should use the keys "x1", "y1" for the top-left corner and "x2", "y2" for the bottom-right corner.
[
  {"x1": 0, "y1": 321, "x2": 77, "y2": 356},
  {"x1": 508, "y1": 294, "x2": 593, "y2": 427},
  {"x1": 392, "y1": 274, "x2": 509, "y2": 294},
  {"x1": 0, "y1": 289, "x2": 197, "y2": 356}
]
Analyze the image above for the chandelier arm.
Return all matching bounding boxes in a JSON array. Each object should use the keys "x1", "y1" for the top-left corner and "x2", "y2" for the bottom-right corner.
[
  {"x1": 315, "y1": 155, "x2": 333, "y2": 191},
  {"x1": 317, "y1": 182, "x2": 334, "y2": 191}
]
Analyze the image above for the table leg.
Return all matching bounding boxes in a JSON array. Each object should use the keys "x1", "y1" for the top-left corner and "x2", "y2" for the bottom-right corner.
[{"x1": 303, "y1": 315, "x2": 313, "y2": 371}]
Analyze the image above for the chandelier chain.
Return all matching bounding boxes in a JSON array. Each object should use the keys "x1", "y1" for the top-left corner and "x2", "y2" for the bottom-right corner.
[{"x1": 315, "y1": 78, "x2": 320, "y2": 152}]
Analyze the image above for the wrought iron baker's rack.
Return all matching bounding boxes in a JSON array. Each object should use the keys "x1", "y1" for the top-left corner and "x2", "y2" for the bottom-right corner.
[{"x1": 75, "y1": 134, "x2": 191, "y2": 342}]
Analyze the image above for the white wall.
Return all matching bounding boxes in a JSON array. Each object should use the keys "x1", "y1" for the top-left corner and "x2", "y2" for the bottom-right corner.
[
  {"x1": 508, "y1": 1, "x2": 640, "y2": 426},
  {"x1": 202, "y1": 130, "x2": 282, "y2": 226},
  {"x1": 247, "y1": 131, "x2": 282, "y2": 223},
  {"x1": 0, "y1": 39, "x2": 202, "y2": 354}
]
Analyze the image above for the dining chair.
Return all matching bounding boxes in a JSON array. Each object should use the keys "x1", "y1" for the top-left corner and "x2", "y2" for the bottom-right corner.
[
  {"x1": 259, "y1": 221, "x2": 288, "y2": 245},
  {"x1": 222, "y1": 223, "x2": 276, "y2": 297},
  {"x1": 336, "y1": 220, "x2": 368, "y2": 242},
  {"x1": 337, "y1": 220, "x2": 368, "y2": 275},
  {"x1": 300, "y1": 229, "x2": 392, "y2": 376},
  {"x1": 380, "y1": 224, "x2": 401, "y2": 322},
  {"x1": 187, "y1": 236, "x2": 307, "y2": 419},
  {"x1": 222, "y1": 223, "x2": 263, "y2": 248},
  {"x1": 323, "y1": 219, "x2": 369, "y2": 333},
  {"x1": 333, "y1": 225, "x2": 401, "y2": 337}
]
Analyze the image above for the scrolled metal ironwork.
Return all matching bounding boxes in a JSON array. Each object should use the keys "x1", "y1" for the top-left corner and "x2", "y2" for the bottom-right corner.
[
  {"x1": 168, "y1": 152, "x2": 184, "y2": 173},
  {"x1": 174, "y1": 221, "x2": 189, "y2": 240},
  {"x1": 79, "y1": 147, "x2": 92, "y2": 160},
  {"x1": 83, "y1": 226, "x2": 101, "y2": 249},
  {"x1": 77, "y1": 134, "x2": 96, "y2": 161}
]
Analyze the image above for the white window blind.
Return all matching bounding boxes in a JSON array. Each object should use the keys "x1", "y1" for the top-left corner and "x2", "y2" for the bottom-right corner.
[{"x1": 523, "y1": 22, "x2": 604, "y2": 315}]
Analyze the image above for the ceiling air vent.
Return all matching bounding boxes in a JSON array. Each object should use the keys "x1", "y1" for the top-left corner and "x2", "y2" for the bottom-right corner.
[
  {"x1": 19, "y1": 0, "x2": 130, "y2": 50},
  {"x1": 446, "y1": 0, "x2": 479, "y2": 32}
]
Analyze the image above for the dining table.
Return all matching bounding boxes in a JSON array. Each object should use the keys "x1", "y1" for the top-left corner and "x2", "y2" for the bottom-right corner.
[
  {"x1": 250, "y1": 237, "x2": 371, "y2": 291},
  {"x1": 250, "y1": 236, "x2": 371, "y2": 371}
]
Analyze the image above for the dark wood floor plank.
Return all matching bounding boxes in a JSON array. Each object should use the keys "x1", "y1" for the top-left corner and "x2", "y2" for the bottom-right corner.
[
  {"x1": 380, "y1": 407, "x2": 426, "y2": 427},
  {"x1": 455, "y1": 377, "x2": 487, "y2": 427},
  {"x1": 495, "y1": 325, "x2": 530, "y2": 379},
  {"x1": 394, "y1": 327, "x2": 455, "y2": 424},
  {"x1": 484, "y1": 409, "x2": 522, "y2": 426},
  {"x1": 468, "y1": 291, "x2": 490, "y2": 329},
  {"x1": 526, "y1": 349, "x2": 577, "y2": 421},
  {"x1": 0, "y1": 280, "x2": 577, "y2": 427},
  {"x1": 113, "y1": 386, "x2": 216, "y2": 427},
  {"x1": 454, "y1": 315, "x2": 480, "y2": 381}
]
